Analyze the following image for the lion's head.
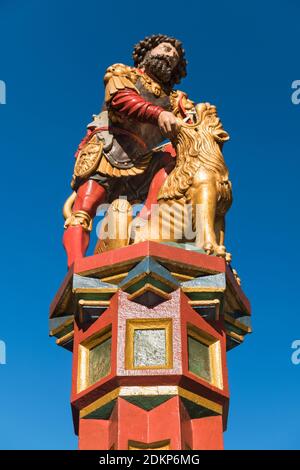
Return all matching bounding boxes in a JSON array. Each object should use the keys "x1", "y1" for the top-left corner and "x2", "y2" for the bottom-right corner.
[{"x1": 158, "y1": 103, "x2": 230, "y2": 200}]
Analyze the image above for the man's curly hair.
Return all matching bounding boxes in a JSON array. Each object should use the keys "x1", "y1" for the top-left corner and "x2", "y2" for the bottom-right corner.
[{"x1": 132, "y1": 34, "x2": 187, "y2": 85}]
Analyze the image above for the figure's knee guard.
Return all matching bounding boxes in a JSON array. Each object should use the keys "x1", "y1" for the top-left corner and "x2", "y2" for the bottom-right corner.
[
  {"x1": 63, "y1": 180, "x2": 106, "y2": 231},
  {"x1": 64, "y1": 210, "x2": 93, "y2": 232}
]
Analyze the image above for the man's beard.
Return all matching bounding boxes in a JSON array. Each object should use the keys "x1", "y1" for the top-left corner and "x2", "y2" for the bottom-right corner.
[{"x1": 142, "y1": 53, "x2": 174, "y2": 86}]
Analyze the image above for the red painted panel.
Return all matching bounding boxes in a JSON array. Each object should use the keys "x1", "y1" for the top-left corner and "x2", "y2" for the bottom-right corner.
[
  {"x1": 74, "y1": 241, "x2": 226, "y2": 276},
  {"x1": 191, "y1": 416, "x2": 224, "y2": 450},
  {"x1": 78, "y1": 398, "x2": 224, "y2": 450},
  {"x1": 78, "y1": 419, "x2": 110, "y2": 450}
]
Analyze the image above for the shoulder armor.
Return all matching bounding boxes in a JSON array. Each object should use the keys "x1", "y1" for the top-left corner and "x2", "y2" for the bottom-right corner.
[{"x1": 104, "y1": 63, "x2": 139, "y2": 103}]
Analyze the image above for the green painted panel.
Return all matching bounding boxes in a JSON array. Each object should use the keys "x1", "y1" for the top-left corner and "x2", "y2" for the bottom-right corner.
[
  {"x1": 188, "y1": 336, "x2": 211, "y2": 382},
  {"x1": 88, "y1": 337, "x2": 111, "y2": 386},
  {"x1": 181, "y1": 398, "x2": 218, "y2": 419},
  {"x1": 124, "y1": 395, "x2": 173, "y2": 410},
  {"x1": 84, "y1": 400, "x2": 116, "y2": 420}
]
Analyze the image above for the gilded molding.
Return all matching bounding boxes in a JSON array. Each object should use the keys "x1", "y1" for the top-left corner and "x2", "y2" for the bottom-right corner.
[{"x1": 125, "y1": 318, "x2": 173, "y2": 370}]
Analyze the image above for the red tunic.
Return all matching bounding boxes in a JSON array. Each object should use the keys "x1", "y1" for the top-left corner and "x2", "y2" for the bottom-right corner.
[{"x1": 110, "y1": 88, "x2": 164, "y2": 124}]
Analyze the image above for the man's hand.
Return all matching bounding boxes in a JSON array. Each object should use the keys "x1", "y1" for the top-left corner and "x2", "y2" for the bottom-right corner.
[{"x1": 158, "y1": 111, "x2": 181, "y2": 140}]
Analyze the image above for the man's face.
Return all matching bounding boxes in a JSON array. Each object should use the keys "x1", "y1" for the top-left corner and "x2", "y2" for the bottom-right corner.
[
  {"x1": 149, "y1": 42, "x2": 179, "y2": 70},
  {"x1": 142, "y1": 42, "x2": 179, "y2": 85}
]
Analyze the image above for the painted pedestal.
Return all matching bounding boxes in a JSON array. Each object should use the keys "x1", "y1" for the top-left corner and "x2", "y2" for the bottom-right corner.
[{"x1": 50, "y1": 241, "x2": 251, "y2": 450}]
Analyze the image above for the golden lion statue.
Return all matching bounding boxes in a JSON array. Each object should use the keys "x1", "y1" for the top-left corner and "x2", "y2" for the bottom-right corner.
[
  {"x1": 131, "y1": 102, "x2": 232, "y2": 258},
  {"x1": 95, "y1": 102, "x2": 232, "y2": 259}
]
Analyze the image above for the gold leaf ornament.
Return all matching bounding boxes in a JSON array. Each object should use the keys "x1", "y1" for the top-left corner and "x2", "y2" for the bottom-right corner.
[
  {"x1": 104, "y1": 63, "x2": 139, "y2": 103},
  {"x1": 73, "y1": 134, "x2": 104, "y2": 179}
]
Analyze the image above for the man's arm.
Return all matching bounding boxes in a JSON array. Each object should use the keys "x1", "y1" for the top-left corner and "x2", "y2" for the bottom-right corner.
[
  {"x1": 104, "y1": 64, "x2": 179, "y2": 139},
  {"x1": 110, "y1": 88, "x2": 179, "y2": 139},
  {"x1": 110, "y1": 88, "x2": 163, "y2": 125}
]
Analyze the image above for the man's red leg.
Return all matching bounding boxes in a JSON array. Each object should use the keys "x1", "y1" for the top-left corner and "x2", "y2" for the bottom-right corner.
[
  {"x1": 139, "y1": 151, "x2": 175, "y2": 220},
  {"x1": 63, "y1": 180, "x2": 106, "y2": 268}
]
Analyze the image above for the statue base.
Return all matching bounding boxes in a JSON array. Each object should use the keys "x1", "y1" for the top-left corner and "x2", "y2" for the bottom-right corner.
[{"x1": 50, "y1": 241, "x2": 251, "y2": 450}]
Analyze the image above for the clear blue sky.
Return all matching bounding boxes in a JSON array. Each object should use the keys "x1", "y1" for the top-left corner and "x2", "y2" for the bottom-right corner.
[{"x1": 0, "y1": 0, "x2": 299, "y2": 450}]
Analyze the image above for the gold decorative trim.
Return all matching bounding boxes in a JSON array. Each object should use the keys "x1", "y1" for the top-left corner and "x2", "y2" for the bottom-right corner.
[
  {"x1": 121, "y1": 270, "x2": 176, "y2": 291},
  {"x1": 225, "y1": 329, "x2": 244, "y2": 343},
  {"x1": 119, "y1": 271, "x2": 149, "y2": 291},
  {"x1": 224, "y1": 313, "x2": 251, "y2": 333},
  {"x1": 80, "y1": 387, "x2": 120, "y2": 419},
  {"x1": 78, "y1": 300, "x2": 111, "y2": 306},
  {"x1": 128, "y1": 439, "x2": 170, "y2": 450},
  {"x1": 64, "y1": 210, "x2": 92, "y2": 232},
  {"x1": 171, "y1": 272, "x2": 194, "y2": 281},
  {"x1": 182, "y1": 287, "x2": 225, "y2": 293},
  {"x1": 134, "y1": 69, "x2": 164, "y2": 97},
  {"x1": 73, "y1": 287, "x2": 117, "y2": 294},
  {"x1": 155, "y1": 256, "x2": 220, "y2": 278},
  {"x1": 104, "y1": 63, "x2": 138, "y2": 103},
  {"x1": 100, "y1": 272, "x2": 129, "y2": 284},
  {"x1": 74, "y1": 135, "x2": 103, "y2": 179},
  {"x1": 79, "y1": 385, "x2": 223, "y2": 419},
  {"x1": 127, "y1": 283, "x2": 171, "y2": 302},
  {"x1": 50, "y1": 317, "x2": 73, "y2": 337},
  {"x1": 125, "y1": 318, "x2": 173, "y2": 370},
  {"x1": 97, "y1": 150, "x2": 152, "y2": 178},
  {"x1": 62, "y1": 191, "x2": 76, "y2": 221},
  {"x1": 178, "y1": 387, "x2": 223, "y2": 415},
  {"x1": 188, "y1": 299, "x2": 220, "y2": 305},
  {"x1": 56, "y1": 330, "x2": 74, "y2": 346},
  {"x1": 77, "y1": 258, "x2": 143, "y2": 279}
]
